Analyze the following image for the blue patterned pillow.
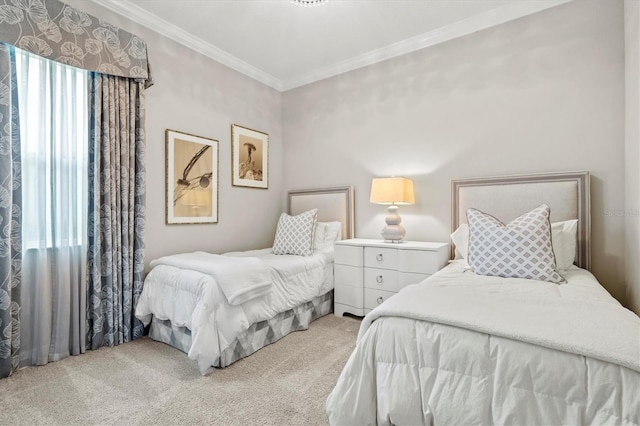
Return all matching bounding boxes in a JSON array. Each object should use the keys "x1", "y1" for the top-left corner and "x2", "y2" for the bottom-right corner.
[
  {"x1": 467, "y1": 204, "x2": 565, "y2": 283},
  {"x1": 272, "y1": 209, "x2": 318, "y2": 256}
]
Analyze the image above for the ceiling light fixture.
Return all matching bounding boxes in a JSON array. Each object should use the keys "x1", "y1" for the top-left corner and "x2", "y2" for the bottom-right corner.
[{"x1": 291, "y1": 0, "x2": 327, "y2": 7}]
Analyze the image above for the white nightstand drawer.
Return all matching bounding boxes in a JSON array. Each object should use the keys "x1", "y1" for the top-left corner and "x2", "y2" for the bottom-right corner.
[
  {"x1": 335, "y1": 244, "x2": 363, "y2": 266},
  {"x1": 398, "y1": 272, "x2": 429, "y2": 289},
  {"x1": 334, "y1": 239, "x2": 448, "y2": 317},
  {"x1": 335, "y1": 284, "x2": 364, "y2": 308},
  {"x1": 364, "y1": 267, "x2": 399, "y2": 292},
  {"x1": 364, "y1": 288, "x2": 396, "y2": 310},
  {"x1": 364, "y1": 247, "x2": 397, "y2": 270},
  {"x1": 398, "y1": 249, "x2": 442, "y2": 274},
  {"x1": 335, "y1": 264, "x2": 363, "y2": 287}
]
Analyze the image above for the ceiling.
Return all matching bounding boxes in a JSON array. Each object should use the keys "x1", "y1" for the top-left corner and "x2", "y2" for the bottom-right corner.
[{"x1": 93, "y1": 0, "x2": 571, "y2": 91}]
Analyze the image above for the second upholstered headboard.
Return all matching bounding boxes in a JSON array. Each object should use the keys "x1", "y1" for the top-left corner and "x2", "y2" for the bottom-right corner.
[{"x1": 451, "y1": 171, "x2": 591, "y2": 270}]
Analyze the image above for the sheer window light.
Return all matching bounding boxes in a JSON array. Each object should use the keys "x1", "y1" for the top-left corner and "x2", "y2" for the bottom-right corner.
[{"x1": 15, "y1": 48, "x2": 88, "y2": 250}]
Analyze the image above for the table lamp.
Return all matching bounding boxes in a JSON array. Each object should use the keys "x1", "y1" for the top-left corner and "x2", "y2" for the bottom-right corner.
[{"x1": 369, "y1": 176, "x2": 415, "y2": 242}]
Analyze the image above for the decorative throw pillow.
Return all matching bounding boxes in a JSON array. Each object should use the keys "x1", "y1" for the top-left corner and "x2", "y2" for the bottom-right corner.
[
  {"x1": 467, "y1": 204, "x2": 566, "y2": 283},
  {"x1": 451, "y1": 219, "x2": 578, "y2": 272},
  {"x1": 272, "y1": 209, "x2": 318, "y2": 256}
]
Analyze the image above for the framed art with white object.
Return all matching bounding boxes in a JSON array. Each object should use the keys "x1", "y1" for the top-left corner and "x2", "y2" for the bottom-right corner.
[
  {"x1": 232, "y1": 124, "x2": 269, "y2": 189},
  {"x1": 166, "y1": 129, "x2": 218, "y2": 224}
]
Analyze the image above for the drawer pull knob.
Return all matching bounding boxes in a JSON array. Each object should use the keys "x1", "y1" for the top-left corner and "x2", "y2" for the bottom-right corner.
[
  {"x1": 377, "y1": 296, "x2": 384, "y2": 304},
  {"x1": 376, "y1": 275, "x2": 383, "y2": 284},
  {"x1": 376, "y1": 253, "x2": 384, "y2": 263}
]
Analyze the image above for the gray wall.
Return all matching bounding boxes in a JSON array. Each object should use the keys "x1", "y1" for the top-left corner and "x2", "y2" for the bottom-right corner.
[
  {"x1": 68, "y1": 0, "x2": 634, "y2": 312},
  {"x1": 283, "y1": 0, "x2": 629, "y2": 306},
  {"x1": 625, "y1": 0, "x2": 640, "y2": 314},
  {"x1": 65, "y1": 0, "x2": 284, "y2": 269}
]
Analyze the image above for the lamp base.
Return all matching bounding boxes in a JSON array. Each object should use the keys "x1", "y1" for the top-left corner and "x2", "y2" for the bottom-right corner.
[{"x1": 381, "y1": 205, "x2": 406, "y2": 242}]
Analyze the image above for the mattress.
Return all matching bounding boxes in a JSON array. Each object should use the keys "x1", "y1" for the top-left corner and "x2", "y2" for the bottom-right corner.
[
  {"x1": 326, "y1": 261, "x2": 640, "y2": 425},
  {"x1": 135, "y1": 248, "x2": 334, "y2": 374}
]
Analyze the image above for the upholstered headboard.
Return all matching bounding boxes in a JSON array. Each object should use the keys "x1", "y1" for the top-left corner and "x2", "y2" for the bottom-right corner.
[
  {"x1": 451, "y1": 171, "x2": 591, "y2": 270},
  {"x1": 288, "y1": 186, "x2": 355, "y2": 240}
]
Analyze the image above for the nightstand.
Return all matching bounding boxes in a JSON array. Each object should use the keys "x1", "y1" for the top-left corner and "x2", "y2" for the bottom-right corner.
[{"x1": 333, "y1": 239, "x2": 450, "y2": 317}]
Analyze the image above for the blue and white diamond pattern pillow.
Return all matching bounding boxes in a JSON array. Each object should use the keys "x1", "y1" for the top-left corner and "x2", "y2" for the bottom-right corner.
[
  {"x1": 467, "y1": 204, "x2": 565, "y2": 284},
  {"x1": 272, "y1": 209, "x2": 318, "y2": 256}
]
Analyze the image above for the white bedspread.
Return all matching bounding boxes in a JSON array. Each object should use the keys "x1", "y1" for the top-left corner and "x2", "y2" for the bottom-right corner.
[
  {"x1": 150, "y1": 251, "x2": 271, "y2": 305},
  {"x1": 135, "y1": 249, "x2": 334, "y2": 374},
  {"x1": 327, "y1": 261, "x2": 640, "y2": 425}
]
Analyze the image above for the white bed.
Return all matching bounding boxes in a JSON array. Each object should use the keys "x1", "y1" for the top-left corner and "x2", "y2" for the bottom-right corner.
[
  {"x1": 326, "y1": 172, "x2": 640, "y2": 425},
  {"x1": 135, "y1": 186, "x2": 354, "y2": 375}
]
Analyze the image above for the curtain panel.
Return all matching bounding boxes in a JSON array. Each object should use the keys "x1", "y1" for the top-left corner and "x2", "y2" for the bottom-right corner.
[
  {"x1": 87, "y1": 73, "x2": 145, "y2": 348},
  {"x1": 0, "y1": 43, "x2": 22, "y2": 378},
  {"x1": 0, "y1": 0, "x2": 151, "y2": 85},
  {"x1": 17, "y1": 49, "x2": 89, "y2": 367},
  {"x1": 0, "y1": 1, "x2": 150, "y2": 378}
]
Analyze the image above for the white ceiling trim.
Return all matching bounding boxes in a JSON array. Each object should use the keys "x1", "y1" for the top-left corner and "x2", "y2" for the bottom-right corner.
[
  {"x1": 92, "y1": 0, "x2": 571, "y2": 93},
  {"x1": 91, "y1": 0, "x2": 285, "y2": 91},
  {"x1": 282, "y1": 0, "x2": 573, "y2": 91}
]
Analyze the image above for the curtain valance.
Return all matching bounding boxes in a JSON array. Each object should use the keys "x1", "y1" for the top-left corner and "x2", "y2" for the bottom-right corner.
[{"x1": 0, "y1": 0, "x2": 151, "y2": 84}]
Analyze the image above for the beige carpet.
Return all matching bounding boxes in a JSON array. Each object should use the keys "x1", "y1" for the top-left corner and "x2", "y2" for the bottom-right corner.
[{"x1": 0, "y1": 314, "x2": 361, "y2": 426}]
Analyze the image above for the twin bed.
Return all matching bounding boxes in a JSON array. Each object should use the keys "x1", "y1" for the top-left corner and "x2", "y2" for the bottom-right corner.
[
  {"x1": 326, "y1": 172, "x2": 640, "y2": 425},
  {"x1": 135, "y1": 186, "x2": 354, "y2": 374}
]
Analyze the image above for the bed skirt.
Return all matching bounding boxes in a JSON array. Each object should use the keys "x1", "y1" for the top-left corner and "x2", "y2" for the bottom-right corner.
[{"x1": 149, "y1": 290, "x2": 334, "y2": 368}]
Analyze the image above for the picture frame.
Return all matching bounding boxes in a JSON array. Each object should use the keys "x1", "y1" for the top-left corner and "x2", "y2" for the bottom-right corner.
[
  {"x1": 231, "y1": 124, "x2": 269, "y2": 189},
  {"x1": 166, "y1": 129, "x2": 219, "y2": 224}
]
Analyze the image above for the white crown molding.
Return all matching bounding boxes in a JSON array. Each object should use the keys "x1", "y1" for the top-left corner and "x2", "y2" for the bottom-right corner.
[
  {"x1": 91, "y1": 0, "x2": 285, "y2": 91},
  {"x1": 92, "y1": 0, "x2": 571, "y2": 93},
  {"x1": 282, "y1": 0, "x2": 573, "y2": 91}
]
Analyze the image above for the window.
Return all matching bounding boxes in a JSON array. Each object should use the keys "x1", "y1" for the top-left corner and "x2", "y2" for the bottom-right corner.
[{"x1": 15, "y1": 48, "x2": 88, "y2": 250}]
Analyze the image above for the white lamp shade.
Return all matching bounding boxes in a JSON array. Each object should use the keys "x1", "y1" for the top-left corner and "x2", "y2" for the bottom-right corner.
[{"x1": 370, "y1": 177, "x2": 415, "y2": 205}]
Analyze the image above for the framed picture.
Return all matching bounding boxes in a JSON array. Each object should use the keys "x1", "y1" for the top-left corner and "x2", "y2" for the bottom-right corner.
[
  {"x1": 231, "y1": 124, "x2": 269, "y2": 189},
  {"x1": 166, "y1": 129, "x2": 218, "y2": 224}
]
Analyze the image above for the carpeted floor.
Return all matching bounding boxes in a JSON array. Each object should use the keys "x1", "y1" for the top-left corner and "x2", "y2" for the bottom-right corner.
[{"x1": 0, "y1": 314, "x2": 361, "y2": 426}]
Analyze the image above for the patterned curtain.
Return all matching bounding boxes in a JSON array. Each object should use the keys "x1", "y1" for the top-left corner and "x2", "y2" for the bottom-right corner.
[
  {"x1": 86, "y1": 73, "x2": 145, "y2": 349},
  {"x1": 0, "y1": 1, "x2": 150, "y2": 375},
  {"x1": 0, "y1": 0, "x2": 151, "y2": 84},
  {"x1": 0, "y1": 43, "x2": 22, "y2": 379}
]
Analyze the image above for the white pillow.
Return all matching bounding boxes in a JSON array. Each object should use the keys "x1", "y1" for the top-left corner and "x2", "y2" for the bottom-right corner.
[
  {"x1": 467, "y1": 204, "x2": 565, "y2": 283},
  {"x1": 451, "y1": 219, "x2": 578, "y2": 272},
  {"x1": 451, "y1": 224, "x2": 469, "y2": 260},
  {"x1": 551, "y1": 219, "x2": 578, "y2": 271},
  {"x1": 314, "y1": 221, "x2": 342, "y2": 252},
  {"x1": 272, "y1": 209, "x2": 318, "y2": 256}
]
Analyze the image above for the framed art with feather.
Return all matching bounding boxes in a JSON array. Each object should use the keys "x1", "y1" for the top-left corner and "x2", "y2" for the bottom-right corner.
[{"x1": 166, "y1": 129, "x2": 219, "y2": 224}]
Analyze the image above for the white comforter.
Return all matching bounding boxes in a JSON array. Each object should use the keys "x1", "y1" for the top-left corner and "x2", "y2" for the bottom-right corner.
[
  {"x1": 326, "y1": 261, "x2": 640, "y2": 425},
  {"x1": 150, "y1": 252, "x2": 272, "y2": 305},
  {"x1": 135, "y1": 249, "x2": 334, "y2": 374}
]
